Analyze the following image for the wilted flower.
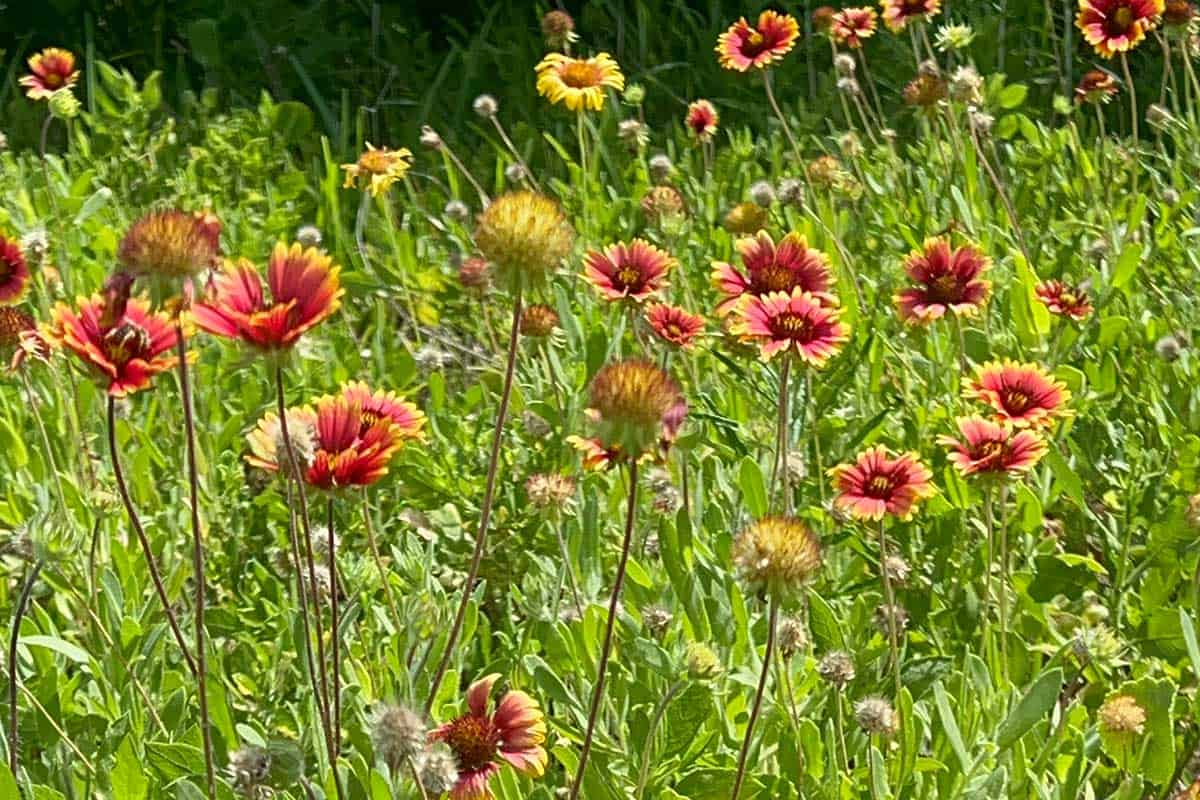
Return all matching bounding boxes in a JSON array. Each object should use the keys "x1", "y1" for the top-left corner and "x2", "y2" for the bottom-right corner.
[
  {"x1": 519, "y1": 303, "x2": 560, "y2": 337},
  {"x1": 583, "y1": 239, "x2": 674, "y2": 303},
  {"x1": 903, "y1": 73, "x2": 948, "y2": 108},
  {"x1": 473, "y1": 94, "x2": 499, "y2": 118},
  {"x1": 830, "y1": 445, "x2": 936, "y2": 521},
  {"x1": 192, "y1": 244, "x2": 342, "y2": 351},
  {"x1": 371, "y1": 705, "x2": 427, "y2": 772},
  {"x1": 968, "y1": 108, "x2": 995, "y2": 135},
  {"x1": 642, "y1": 605, "x2": 674, "y2": 638},
  {"x1": 873, "y1": 603, "x2": 910, "y2": 634},
  {"x1": 1097, "y1": 694, "x2": 1146, "y2": 741},
  {"x1": 1076, "y1": 0, "x2": 1164, "y2": 58},
  {"x1": 1075, "y1": 69, "x2": 1120, "y2": 104},
  {"x1": 817, "y1": 650, "x2": 856, "y2": 687},
  {"x1": 525, "y1": 473, "x2": 577, "y2": 511},
  {"x1": 458, "y1": 257, "x2": 492, "y2": 291},
  {"x1": 585, "y1": 359, "x2": 686, "y2": 456},
  {"x1": 777, "y1": 178, "x2": 806, "y2": 207},
  {"x1": 1165, "y1": 0, "x2": 1197, "y2": 25},
  {"x1": 118, "y1": 210, "x2": 221, "y2": 283},
  {"x1": 964, "y1": 361, "x2": 1071, "y2": 428},
  {"x1": 641, "y1": 185, "x2": 688, "y2": 223},
  {"x1": 685, "y1": 100, "x2": 720, "y2": 143},
  {"x1": 884, "y1": 555, "x2": 912, "y2": 584},
  {"x1": 20, "y1": 48, "x2": 79, "y2": 100},
  {"x1": 894, "y1": 237, "x2": 991, "y2": 324},
  {"x1": 0, "y1": 234, "x2": 30, "y2": 305},
  {"x1": 474, "y1": 191, "x2": 574, "y2": 291},
  {"x1": 419, "y1": 126, "x2": 443, "y2": 149},
  {"x1": 733, "y1": 289, "x2": 850, "y2": 366},
  {"x1": 831, "y1": 7, "x2": 879, "y2": 48},
  {"x1": 541, "y1": 10, "x2": 578, "y2": 50},
  {"x1": 535, "y1": 52, "x2": 625, "y2": 112},
  {"x1": 504, "y1": 163, "x2": 526, "y2": 184},
  {"x1": 808, "y1": 155, "x2": 845, "y2": 189},
  {"x1": 881, "y1": 0, "x2": 942, "y2": 32},
  {"x1": 935, "y1": 23, "x2": 976, "y2": 50},
  {"x1": 855, "y1": 696, "x2": 899, "y2": 736},
  {"x1": 0, "y1": 307, "x2": 49, "y2": 371},
  {"x1": 813, "y1": 6, "x2": 838, "y2": 32},
  {"x1": 1036, "y1": 280, "x2": 1093, "y2": 320},
  {"x1": 648, "y1": 154, "x2": 674, "y2": 183},
  {"x1": 341, "y1": 143, "x2": 413, "y2": 196},
  {"x1": 834, "y1": 53, "x2": 857, "y2": 77},
  {"x1": 717, "y1": 11, "x2": 800, "y2": 71},
  {"x1": 837, "y1": 76, "x2": 862, "y2": 96},
  {"x1": 713, "y1": 231, "x2": 833, "y2": 315},
  {"x1": 646, "y1": 303, "x2": 705, "y2": 349},
  {"x1": 732, "y1": 517, "x2": 823, "y2": 598},
  {"x1": 1156, "y1": 333, "x2": 1184, "y2": 361},
  {"x1": 949, "y1": 65, "x2": 983, "y2": 103},
  {"x1": 429, "y1": 674, "x2": 548, "y2": 800}
]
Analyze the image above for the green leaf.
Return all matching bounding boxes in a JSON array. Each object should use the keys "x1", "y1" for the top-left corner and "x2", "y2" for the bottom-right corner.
[
  {"x1": 737, "y1": 456, "x2": 767, "y2": 518},
  {"x1": 113, "y1": 735, "x2": 149, "y2": 800},
  {"x1": 1112, "y1": 243, "x2": 1143, "y2": 290},
  {"x1": 1043, "y1": 447, "x2": 1084, "y2": 508},
  {"x1": 662, "y1": 682, "x2": 715, "y2": 757},
  {"x1": 933, "y1": 682, "x2": 971, "y2": 772},
  {"x1": 1179, "y1": 609, "x2": 1200, "y2": 680},
  {"x1": 271, "y1": 101, "x2": 315, "y2": 146},
  {"x1": 807, "y1": 591, "x2": 845, "y2": 651},
  {"x1": 0, "y1": 765, "x2": 18, "y2": 799},
  {"x1": 998, "y1": 84, "x2": 1028, "y2": 109},
  {"x1": 996, "y1": 668, "x2": 1062, "y2": 750},
  {"x1": 21, "y1": 635, "x2": 91, "y2": 665},
  {"x1": 147, "y1": 741, "x2": 206, "y2": 782}
]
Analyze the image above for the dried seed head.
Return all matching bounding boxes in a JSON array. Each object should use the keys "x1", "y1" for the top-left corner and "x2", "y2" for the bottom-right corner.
[
  {"x1": 838, "y1": 131, "x2": 864, "y2": 159},
  {"x1": 732, "y1": 517, "x2": 822, "y2": 598},
  {"x1": 776, "y1": 615, "x2": 808, "y2": 658},
  {"x1": 118, "y1": 209, "x2": 221, "y2": 281},
  {"x1": 295, "y1": 225, "x2": 323, "y2": 249},
  {"x1": 949, "y1": 65, "x2": 983, "y2": 104},
  {"x1": 524, "y1": 473, "x2": 577, "y2": 511},
  {"x1": 542, "y1": 10, "x2": 578, "y2": 49},
  {"x1": 777, "y1": 178, "x2": 806, "y2": 207},
  {"x1": 649, "y1": 154, "x2": 674, "y2": 183},
  {"x1": 371, "y1": 705, "x2": 427, "y2": 771},
  {"x1": 817, "y1": 650, "x2": 856, "y2": 688},
  {"x1": 884, "y1": 555, "x2": 911, "y2": 585},
  {"x1": 855, "y1": 697, "x2": 899, "y2": 736},
  {"x1": 444, "y1": 200, "x2": 470, "y2": 223},
  {"x1": 473, "y1": 94, "x2": 499, "y2": 118},
  {"x1": 618, "y1": 119, "x2": 649, "y2": 151},
  {"x1": 723, "y1": 201, "x2": 769, "y2": 235},
  {"x1": 642, "y1": 604, "x2": 673, "y2": 638},
  {"x1": 227, "y1": 745, "x2": 272, "y2": 796},
  {"x1": 586, "y1": 359, "x2": 684, "y2": 456},
  {"x1": 521, "y1": 410, "x2": 552, "y2": 439},
  {"x1": 749, "y1": 180, "x2": 776, "y2": 208},
  {"x1": 520, "y1": 303, "x2": 559, "y2": 338},
  {"x1": 416, "y1": 743, "x2": 460, "y2": 795},
  {"x1": 474, "y1": 191, "x2": 574, "y2": 291},
  {"x1": 1156, "y1": 334, "x2": 1184, "y2": 362},
  {"x1": 504, "y1": 163, "x2": 527, "y2": 184},
  {"x1": 834, "y1": 53, "x2": 856, "y2": 76},
  {"x1": 419, "y1": 125, "x2": 443, "y2": 149},
  {"x1": 874, "y1": 603, "x2": 909, "y2": 634},
  {"x1": 1097, "y1": 695, "x2": 1146, "y2": 741}
]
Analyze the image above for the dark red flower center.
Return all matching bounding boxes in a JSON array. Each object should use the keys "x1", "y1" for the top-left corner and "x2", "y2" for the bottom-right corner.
[
  {"x1": 865, "y1": 473, "x2": 898, "y2": 498},
  {"x1": 0, "y1": 261, "x2": 12, "y2": 283},
  {"x1": 616, "y1": 266, "x2": 643, "y2": 289},
  {"x1": 101, "y1": 323, "x2": 151, "y2": 366},
  {"x1": 443, "y1": 715, "x2": 500, "y2": 773},
  {"x1": 1002, "y1": 389, "x2": 1031, "y2": 413},
  {"x1": 975, "y1": 440, "x2": 1005, "y2": 461},
  {"x1": 772, "y1": 312, "x2": 815, "y2": 341},
  {"x1": 1112, "y1": 6, "x2": 1134, "y2": 30},
  {"x1": 901, "y1": 0, "x2": 929, "y2": 14},
  {"x1": 927, "y1": 273, "x2": 965, "y2": 303},
  {"x1": 44, "y1": 73, "x2": 63, "y2": 88}
]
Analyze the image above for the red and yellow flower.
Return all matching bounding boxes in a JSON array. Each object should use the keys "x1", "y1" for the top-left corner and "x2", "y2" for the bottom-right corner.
[
  {"x1": 45, "y1": 295, "x2": 181, "y2": 396},
  {"x1": 685, "y1": 100, "x2": 720, "y2": 143},
  {"x1": 117, "y1": 210, "x2": 222, "y2": 283},
  {"x1": 535, "y1": 52, "x2": 625, "y2": 112},
  {"x1": 881, "y1": 0, "x2": 942, "y2": 32},
  {"x1": 832, "y1": 7, "x2": 880, "y2": 48},
  {"x1": 646, "y1": 303, "x2": 705, "y2": 349},
  {"x1": 1036, "y1": 280, "x2": 1093, "y2": 320},
  {"x1": 19, "y1": 48, "x2": 79, "y2": 100},
  {"x1": 0, "y1": 234, "x2": 31, "y2": 305},
  {"x1": 712, "y1": 231, "x2": 834, "y2": 316},
  {"x1": 0, "y1": 307, "x2": 50, "y2": 371},
  {"x1": 584, "y1": 359, "x2": 686, "y2": 457},
  {"x1": 191, "y1": 243, "x2": 343, "y2": 351},
  {"x1": 340, "y1": 381, "x2": 425, "y2": 444},
  {"x1": 894, "y1": 237, "x2": 991, "y2": 324},
  {"x1": 341, "y1": 144, "x2": 413, "y2": 197},
  {"x1": 830, "y1": 445, "x2": 936, "y2": 521},
  {"x1": 734, "y1": 289, "x2": 850, "y2": 365},
  {"x1": 1076, "y1": 0, "x2": 1165, "y2": 58},
  {"x1": 716, "y1": 11, "x2": 801, "y2": 71},
  {"x1": 964, "y1": 360, "x2": 1071, "y2": 429},
  {"x1": 583, "y1": 239, "x2": 674, "y2": 303},
  {"x1": 938, "y1": 416, "x2": 1048, "y2": 477},
  {"x1": 429, "y1": 674, "x2": 548, "y2": 800},
  {"x1": 1075, "y1": 69, "x2": 1120, "y2": 103}
]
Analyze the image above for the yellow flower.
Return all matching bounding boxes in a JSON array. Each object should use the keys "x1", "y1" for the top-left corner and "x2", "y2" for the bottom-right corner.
[
  {"x1": 535, "y1": 53, "x2": 625, "y2": 112},
  {"x1": 341, "y1": 143, "x2": 413, "y2": 197}
]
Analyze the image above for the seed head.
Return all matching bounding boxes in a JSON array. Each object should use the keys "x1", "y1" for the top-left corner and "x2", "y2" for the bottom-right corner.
[
  {"x1": 419, "y1": 125, "x2": 443, "y2": 149},
  {"x1": 732, "y1": 517, "x2": 822, "y2": 598},
  {"x1": 227, "y1": 745, "x2": 272, "y2": 796},
  {"x1": 1097, "y1": 695, "x2": 1146, "y2": 741},
  {"x1": 541, "y1": 10, "x2": 578, "y2": 49},
  {"x1": 521, "y1": 410, "x2": 552, "y2": 439},
  {"x1": 968, "y1": 108, "x2": 995, "y2": 136},
  {"x1": 641, "y1": 185, "x2": 688, "y2": 223},
  {"x1": 504, "y1": 163, "x2": 527, "y2": 184},
  {"x1": 473, "y1": 94, "x2": 499, "y2": 118},
  {"x1": 723, "y1": 202, "x2": 769, "y2": 235},
  {"x1": 19, "y1": 230, "x2": 49, "y2": 264},
  {"x1": 838, "y1": 131, "x2": 864, "y2": 159},
  {"x1": 524, "y1": 473, "x2": 576, "y2": 511},
  {"x1": 295, "y1": 225, "x2": 323, "y2": 249},
  {"x1": 777, "y1": 178, "x2": 806, "y2": 207},
  {"x1": 474, "y1": 191, "x2": 574, "y2": 291},
  {"x1": 444, "y1": 200, "x2": 470, "y2": 223},
  {"x1": 874, "y1": 603, "x2": 909, "y2": 635},
  {"x1": 884, "y1": 555, "x2": 911, "y2": 585},
  {"x1": 642, "y1": 604, "x2": 673, "y2": 638},
  {"x1": 519, "y1": 303, "x2": 560, "y2": 338},
  {"x1": 834, "y1": 53, "x2": 856, "y2": 76},
  {"x1": 950, "y1": 65, "x2": 983, "y2": 104},
  {"x1": 1163, "y1": 187, "x2": 1180, "y2": 206},
  {"x1": 837, "y1": 76, "x2": 861, "y2": 96},
  {"x1": 118, "y1": 209, "x2": 221, "y2": 282},
  {"x1": 817, "y1": 650, "x2": 856, "y2": 688},
  {"x1": 749, "y1": 180, "x2": 776, "y2": 208},
  {"x1": 648, "y1": 154, "x2": 673, "y2": 183},
  {"x1": 618, "y1": 118, "x2": 649, "y2": 151},
  {"x1": 586, "y1": 359, "x2": 685, "y2": 456},
  {"x1": 1156, "y1": 333, "x2": 1184, "y2": 362},
  {"x1": 416, "y1": 743, "x2": 460, "y2": 795},
  {"x1": 854, "y1": 697, "x2": 899, "y2": 736},
  {"x1": 777, "y1": 615, "x2": 808, "y2": 658},
  {"x1": 457, "y1": 257, "x2": 491, "y2": 291},
  {"x1": 371, "y1": 704, "x2": 427, "y2": 772}
]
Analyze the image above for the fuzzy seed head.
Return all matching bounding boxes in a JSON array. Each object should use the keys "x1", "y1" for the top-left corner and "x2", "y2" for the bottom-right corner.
[
  {"x1": 417, "y1": 744, "x2": 460, "y2": 795},
  {"x1": 874, "y1": 603, "x2": 909, "y2": 634},
  {"x1": 817, "y1": 650, "x2": 856, "y2": 687},
  {"x1": 118, "y1": 209, "x2": 221, "y2": 281},
  {"x1": 777, "y1": 615, "x2": 808, "y2": 658},
  {"x1": 419, "y1": 125, "x2": 443, "y2": 149},
  {"x1": 749, "y1": 180, "x2": 776, "y2": 208},
  {"x1": 854, "y1": 696, "x2": 899, "y2": 736},
  {"x1": 524, "y1": 473, "x2": 576, "y2": 511},
  {"x1": 295, "y1": 225, "x2": 323, "y2": 249},
  {"x1": 473, "y1": 93, "x2": 499, "y2": 118},
  {"x1": 642, "y1": 604, "x2": 674, "y2": 638},
  {"x1": 834, "y1": 53, "x2": 856, "y2": 76},
  {"x1": 586, "y1": 359, "x2": 684, "y2": 456},
  {"x1": 884, "y1": 555, "x2": 911, "y2": 584},
  {"x1": 1098, "y1": 695, "x2": 1146, "y2": 739},
  {"x1": 444, "y1": 200, "x2": 470, "y2": 223},
  {"x1": 371, "y1": 704, "x2": 427, "y2": 771},
  {"x1": 474, "y1": 191, "x2": 574, "y2": 291},
  {"x1": 732, "y1": 517, "x2": 822, "y2": 598},
  {"x1": 649, "y1": 154, "x2": 673, "y2": 183},
  {"x1": 520, "y1": 303, "x2": 560, "y2": 338},
  {"x1": 227, "y1": 745, "x2": 271, "y2": 795}
]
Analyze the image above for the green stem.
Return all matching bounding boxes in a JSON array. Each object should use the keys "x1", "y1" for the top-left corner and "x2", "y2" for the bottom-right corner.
[
  {"x1": 730, "y1": 599, "x2": 779, "y2": 800},
  {"x1": 633, "y1": 679, "x2": 685, "y2": 800}
]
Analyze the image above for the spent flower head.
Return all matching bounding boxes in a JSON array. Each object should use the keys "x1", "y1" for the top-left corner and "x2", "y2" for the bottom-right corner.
[
  {"x1": 732, "y1": 517, "x2": 822, "y2": 598},
  {"x1": 474, "y1": 191, "x2": 574, "y2": 292}
]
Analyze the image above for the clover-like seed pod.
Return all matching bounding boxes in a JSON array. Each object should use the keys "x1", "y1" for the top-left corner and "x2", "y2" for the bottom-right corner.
[
  {"x1": 1097, "y1": 695, "x2": 1146, "y2": 744},
  {"x1": 749, "y1": 180, "x2": 776, "y2": 208},
  {"x1": 371, "y1": 704, "x2": 427, "y2": 772},
  {"x1": 776, "y1": 615, "x2": 808, "y2": 658},
  {"x1": 648, "y1": 154, "x2": 673, "y2": 183},
  {"x1": 817, "y1": 650, "x2": 856, "y2": 688},
  {"x1": 227, "y1": 745, "x2": 272, "y2": 796},
  {"x1": 686, "y1": 642, "x2": 722, "y2": 679}
]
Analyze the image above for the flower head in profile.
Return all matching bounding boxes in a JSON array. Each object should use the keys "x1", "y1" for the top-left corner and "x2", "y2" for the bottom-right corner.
[
  {"x1": 20, "y1": 48, "x2": 79, "y2": 99},
  {"x1": 1075, "y1": 69, "x2": 1119, "y2": 103},
  {"x1": 722, "y1": 202, "x2": 770, "y2": 235},
  {"x1": 583, "y1": 239, "x2": 674, "y2": 303},
  {"x1": 1036, "y1": 280, "x2": 1093, "y2": 320},
  {"x1": 964, "y1": 361, "x2": 1071, "y2": 429},
  {"x1": 732, "y1": 517, "x2": 822, "y2": 598},
  {"x1": 685, "y1": 100, "x2": 720, "y2": 143},
  {"x1": 894, "y1": 237, "x2": 991, "y2": 324},
  {"x1": 881, "y1": 0, "x2": 942, "y2": 32},
  {"x1": 717, "y1": 11, "x2": 801, "y2": 71},
  {"x1": 46, "y1": 295, "x2": 181, "y2": 396},
  {"x1": 937, "y1": 416, "x2": 1048, "y2": 477},
  {"x1": 341, "y1": 143, "x2": 413, "y2": 197},
  {"x1": 586, "y1": 359, "x2": 686, "y2": 457},
  {"x1": 192, "y1": 243, "x2": 343, "y2": 351},
  {"x1": 641, "y1": 186, "x2": 688, "y2": 224},
  {"x1": 429, "y1": 674, "x2": 548, "y2": 800},
  {"x1": 830, "y1": 445, "x2": 936, "y2": 521},
  {"x1": 1, "y1": 234, "x2": 31, "y2": 305},
  {"x1": 734, "y1": 289, "x2": 849, "y2": 365},
  {"x1": 246, "y1": 407, "x2": 319, "y2": 477},
  {"x1": 646, "y1": 303, "x2": 705, "y2": 349},
  {"x1": 832, "y1": 7, "x2": 880, "y2": 48},
  {"x1": 0, "y1": 307, "x2": 50, "y2": 371},
  {"x1": 1164, "y1": 0, "x2": 1197, "y2": 25},
  {"x1": 474, "y1": 191, "x2": 574, "y2": 291},
  {"x1": 541, "y1": 9, "x2": 578, "y2": 49},
  {"x1": 713, "y1": 231, "x2": 834, "y2": 316},
  {"x1": 567, "y1": 435, "x2": 623, "y2": 472},
  {"x1": 535, "y1": 52, "x2": 625, "y2": 112},
  {"x1": 1076, "y1": 0, "x2": 1164, "y2": 58},
  {"x1": 118, "y1": 210, "x2": 222, "y2": 283},
  {"x1": 519, "y1": 304, "x2": 560, "y2": 338}
]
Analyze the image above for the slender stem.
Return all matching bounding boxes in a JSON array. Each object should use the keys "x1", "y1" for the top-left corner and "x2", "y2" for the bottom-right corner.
[
  {"x1": 489, "y1": 116, "x2": 542, "y2": 193},
  {"x1": 730, "y1": 599, "x2": 779, "y2": 800},
  {"x1": 762, "y1": 69, "x2": 804, "y2": 165},
  {"x1": 8, "y1": 559, "x2": 44, "y2": 776},
  {"x1": 176, "y1": 325, "x2": 216, "y2": 799},
  {"x1": 868, "y1": 736, "x2": 881, "y2": 800},
  {"x1": 969, "y1": 121, "x2": 1032, "y2": 267},
  {"x1": 877, "y1": 519, "x2": 902, "y2": 702},
  {"x1": 769, "y1": 359, "x2": 792, "y2": 514},
  {"x1": 361, "y1": 490, "x2": 404, "y2": 633},
  {"x1": 286, "y1": 478, "x2": 326, "y2": 743},
  {"x1": 408, "y1": 756, "x2": 431, "y2": 800},
  {"x1": 1120, "y1": 52, "x2": 1140, "y2": 166},
  {"x1": 440, "y1": 141, "x2": 491, "y2": 207},
  {"x1": 566, "y1": 460, "x2": 640, "y2": 800},
  {"x1": 552, "y1": 519, "x2": 584, "y2": 615},
  {"x1": 576, "y1": 113, "x2": 590, "y2": 237},
  {"x1": 20, "y1": 371, "x2": 69, "y2": 517},
  {"x1": 858, "y1": 48, "x2": 886, "y2": 124},
  {"x1": 18, "y1": 681, "x2": 96, "y2": 774},
  {"x1": 983, "y1": 486, "x2": 995, "y2": 671},
  {"x1": 275, "y1": 364, "x2": 342, "y2": 796},
  {"x1": 327, "y1": 499, "x2": 341, "y2": 758},
  {"x1": 107, "y1": 397, "x2": 197, "y2": 676},
  {"x1": 954, "y1": 315, "x2": 969, "y2": 375},
  {"x1": 633, "y1": 679, "x2": 685, "y2": 800},
  {"x1": 998, "y1": 482, "x2": 1011, "y2": 686},
  {"x1": 807, "y1": 370, "x2": 825, "y2": 506},
  {"x1": 425, "y1": 290, "x2": 524, "y2": 714},
  {"x1": 834, "y1": 689, "x2": 850, "y2": 777}
]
